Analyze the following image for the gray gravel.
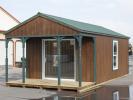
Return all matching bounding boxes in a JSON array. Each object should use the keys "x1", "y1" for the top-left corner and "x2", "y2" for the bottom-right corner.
[
  {"x1": 0, "y1": 86, "x2": 55, "y2": 100},
  {"x1": 0, "y1": 66, "x2": 22, "y2": 85},
  {"x1": 0, "y1": 66, "x2": 56, "y2": 100}
]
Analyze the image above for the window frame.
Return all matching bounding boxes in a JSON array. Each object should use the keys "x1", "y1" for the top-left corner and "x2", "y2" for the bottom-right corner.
[
  {"x1": 113, "y1": 40, "x2": 119, "y2": 70},
  {"x1": 113, "y1": 91, "x2": 119, "y2": 100}
]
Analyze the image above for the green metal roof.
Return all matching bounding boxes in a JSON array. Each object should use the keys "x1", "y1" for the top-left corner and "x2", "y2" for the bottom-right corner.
[
  {"x1": 6, "y1": 12, "x2": 129, "y2": 39},
  {"x1": 39, "y1": 13, "x2": 128, "y2": 38}
]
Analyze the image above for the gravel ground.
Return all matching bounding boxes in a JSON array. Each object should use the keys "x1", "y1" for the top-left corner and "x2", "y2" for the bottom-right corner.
[
  {"x1": 0, "y1": 66, "x2": 22, "y2": 85},
  {"x1": 0, "y1": 66, "x2": 56, "y2": 100},
  {"x1": 129, "y1": 55, "x2": 133, "y2": 73},
  {"x1": 0, "y1": 86, "x2": 55, "y2": 100}
]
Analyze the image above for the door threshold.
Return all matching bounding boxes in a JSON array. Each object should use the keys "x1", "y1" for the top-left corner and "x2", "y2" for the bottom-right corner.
[{"x1": 43, "y1": 78, "x2": 76, "y2": 82}]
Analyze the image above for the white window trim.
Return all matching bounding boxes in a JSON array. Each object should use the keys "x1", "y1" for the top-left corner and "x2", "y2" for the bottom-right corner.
[
  {"x1": 42, "y1": 39, "x2": 76, "y2": 81},
  {"x1": 113, "y1": 40, "x2": 118, "y2": 70},
  {"x1": 113, "y1": 91, "x2": 119, "y2": 100}
]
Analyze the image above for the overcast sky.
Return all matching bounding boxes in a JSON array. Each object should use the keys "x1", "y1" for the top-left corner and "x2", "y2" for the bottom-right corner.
[{"x1": 0, "y1": 0, "x2": 133, "y2": 42}]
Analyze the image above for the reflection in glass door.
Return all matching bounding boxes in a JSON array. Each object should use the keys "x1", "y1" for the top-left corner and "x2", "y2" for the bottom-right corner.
[{"x1": 42, "y1": 39, "x2": 75, "y2": 80}]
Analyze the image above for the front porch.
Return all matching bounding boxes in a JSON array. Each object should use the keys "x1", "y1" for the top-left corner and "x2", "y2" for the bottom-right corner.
[
  {"x1": 5, "y1": 36, "x2": 97, "y2": 93},
  {"x1": 6, "y1": 79, "x2": 95, "y2": 92}
]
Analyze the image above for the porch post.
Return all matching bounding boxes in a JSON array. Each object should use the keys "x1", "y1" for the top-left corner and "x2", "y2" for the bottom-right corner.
[
  {"x1": 79, "y1": 35, "x2": 83, "y2": 87},
  {"x1": 21, "y1": 37, "x2": 28, "y2": 83},
  {"x1": 75, "y1": 35, "x2": 83, "y2": 87},
  {"x1": 56, "y1": 36, "x2": 61, "y2": 86},
  {"x1": 93, "y1": 37, "x2": 96, "y2": 83},
  {"x1": 5, "y1": 38, "x2": 10, "y2": 82}
]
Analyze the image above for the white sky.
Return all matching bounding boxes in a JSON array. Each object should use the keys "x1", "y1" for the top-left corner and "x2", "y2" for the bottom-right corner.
[{"x1": 0, "y1": 0, "x2": 133, "y2": 42}]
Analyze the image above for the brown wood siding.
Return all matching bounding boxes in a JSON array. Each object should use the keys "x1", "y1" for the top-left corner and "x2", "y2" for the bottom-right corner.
[
  {"x1": 7, "y1": 17, "x2": 78, "y2": 38},
  {"x1": 26, "y1": 35, "x2": 128, "y2": 82},
  {"x1": 82, "y1": 37, "x2": 94, "y2": 82},
  {"x1": 27, "y1": 38, "x2": 42, "y2": 78},
  {"x1": 96, "y1": 35, "x2": 128, "y2": 83}
]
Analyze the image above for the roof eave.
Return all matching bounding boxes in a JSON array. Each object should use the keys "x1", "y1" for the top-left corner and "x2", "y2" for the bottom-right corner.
[
  {"x1": 5, "y1": 14, "x2": 39, "y2": 35},
  {"x1": 80, "y1": 30, "x2": 129, "y2": 39}
]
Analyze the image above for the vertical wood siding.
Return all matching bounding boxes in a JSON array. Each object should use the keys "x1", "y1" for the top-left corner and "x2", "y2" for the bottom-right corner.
[
  {"x1": 7, "y1": 17, "x2": 78, "y2": 37},
  {"x1": 96, "y1": 36, "x2": 128, "y2": 83},
  {"x1": 27, "y1": 38, "x2": 42, "y2": 78},
  {"x1": 82, "y1": 37, "x2": 94, "y2": 82}
]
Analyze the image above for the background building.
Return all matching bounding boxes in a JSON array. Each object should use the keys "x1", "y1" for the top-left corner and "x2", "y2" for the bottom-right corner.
[{"x1": 0, "y1": 6, "x2": 20, "y2": 66}]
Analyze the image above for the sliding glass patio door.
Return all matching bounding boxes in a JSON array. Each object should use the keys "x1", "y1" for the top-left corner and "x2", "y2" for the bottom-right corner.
[{"x1": 42, "y1": 39, "x2": 75, "y2": 80}]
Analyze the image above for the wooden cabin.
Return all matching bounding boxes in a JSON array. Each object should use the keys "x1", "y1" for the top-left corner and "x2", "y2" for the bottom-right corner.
[{"x1": 5, "y1": 12, "x2": 129, "y2": 92}]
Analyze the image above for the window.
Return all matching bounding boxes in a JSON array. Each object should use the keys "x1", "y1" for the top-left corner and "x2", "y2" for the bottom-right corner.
[
  {"x1": 113, "y1": 91, "x2": 119, "y2": 100},
  {"x1": 113, "y1": 40, "x2": 118, "y2": 70},
  {"x1": 54, "y1": 96, "x2": 58, "y2": 100}
]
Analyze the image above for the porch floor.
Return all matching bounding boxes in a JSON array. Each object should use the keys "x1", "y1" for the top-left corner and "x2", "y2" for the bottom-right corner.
[{"x1": 6, "y1": 79, "x2": 95, "y2": 92}]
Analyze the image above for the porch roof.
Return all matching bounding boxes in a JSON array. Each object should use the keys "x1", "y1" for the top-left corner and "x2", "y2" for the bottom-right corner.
[{"x1": 5, "y1": 12, "x2": 129, "y2": 39}]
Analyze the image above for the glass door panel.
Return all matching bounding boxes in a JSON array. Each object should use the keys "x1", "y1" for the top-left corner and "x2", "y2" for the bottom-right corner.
[
  {"x1": 45, "y1": 40, "x2": 57, "y2": 78},
  {"x1": 61, "y1": 40, "x2": 75, "y2": 79},
  {"x1": 44, "y1": 39, "x2": 75, "y2": 80}
]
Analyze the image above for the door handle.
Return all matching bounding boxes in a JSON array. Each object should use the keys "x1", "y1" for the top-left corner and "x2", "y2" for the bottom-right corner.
[
  {"x1": 44, "y1": 57, "x2": 46, "y2": 63},
  {"x1": 53, "y1": 55, "x2": 58, "y2": 67}
]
